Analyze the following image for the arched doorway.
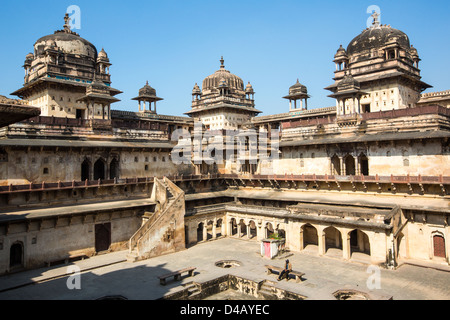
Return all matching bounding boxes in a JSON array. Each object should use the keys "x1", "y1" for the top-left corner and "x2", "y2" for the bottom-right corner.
[
  {"x1": 249, "y1": 220, "x2": 257, "y2": 238},
  {"x1": 197, "y1": 222, "x2": 204, "y2": 242},
  {"x1": 344, "y1": 155, "x2": 356, "y2": 176},
  {"x1": 350, "y1": 229, "x2": 371, "y2": 256},
  {"x1": 10, "y1": 242, "x2": 23, "y2": 268},
  {"x1": 324, "y1": 226, "x2": 342, "y2": 253},
  {"x1": 81, "y1": 159, "x2": 90, "y2": 181},
  {"x1": 433, "y1": 234, "x2": 446, "y2": 258},
  {"x1": 265, "y1": 222, "x2": 274, "y2": 238},
  {"x1": 110, "y1": 158, "x2": 119, "y2": 180},
  {"x1": 359, "y1": 153, "x2": 369, "y2": 176},
  {"x1": 331, "y1": 155, "x2": 341, "y2": 175},
  {"x1": 95, "y1": 223, "x2": 111, "y2": 253},
  {"x1": 230, "y1": 218, "x2": 238, "y2": 236},
  {"x1": 302, "y1": 224, "x2": 318, "y2": 251},
  {"x1": 94, "y1": 159, "x2": 106, "y2": 181},
  {"x1": 206, "y1": 220, "x2": 214, "y2": 240},
  {"x1": 239, "y1": 219, "x2": 247, "y2": 237}
]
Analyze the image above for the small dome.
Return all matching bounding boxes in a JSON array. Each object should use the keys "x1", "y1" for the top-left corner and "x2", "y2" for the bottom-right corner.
[
  {"x1": 289, "y1": 79, "x2": 308, "y2": 95},
  {"x1": 245, "y1": 82, "x2": 254, "y2": 94},
  {"x1": 192, "y1": 83, "x2": 201, "y2": 94},
  {"x1": 347, "y1": 25, "x2": 410, "y2": 56},
  {"x1": 334, "y1": 45, "x2": 348, "y2": 59},
  {"x1": 139, "y1": 81, "x2": 157, "y2": 97},
  {"x1": 98, "y1": 48, "x2": 109, "y2": 62},
  {"x1": 409, "y1": 45, "x2": 419, "y2": 59}
]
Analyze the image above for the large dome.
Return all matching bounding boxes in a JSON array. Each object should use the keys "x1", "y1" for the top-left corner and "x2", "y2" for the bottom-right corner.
[
  {"x1": 347, "y1": 25, "x2": 410, "y2": 56},
  {"x1": 202, "y1": 57, "x2": 244, "y2": 92},
  {"x1": 33, "y1": 14, "x2": 97, "y2": 59}
]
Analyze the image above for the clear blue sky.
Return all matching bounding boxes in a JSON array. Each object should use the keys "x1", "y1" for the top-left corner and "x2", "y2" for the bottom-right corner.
[{"x1": 0, "y1": 0, "x2": 449, "y2": 116}]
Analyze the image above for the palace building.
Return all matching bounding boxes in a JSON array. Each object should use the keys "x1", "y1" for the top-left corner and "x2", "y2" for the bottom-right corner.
[{"x1": 0, "y1": 13, "x2": 448, "y2": 275}]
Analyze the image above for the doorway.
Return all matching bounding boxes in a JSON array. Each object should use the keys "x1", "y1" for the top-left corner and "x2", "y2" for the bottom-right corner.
[
  {"x1": 94, "y1": 159, "x2": 106, "y2": 181},
  {"x1": 433, "y1": 235, "x2": 446, "y2": 258},
  {"x1": 10, "y1": 242, "x2": 24, "y2": 268},
  {"x1": 95, "y1": 223, "x2": 111, "y2": 253}
]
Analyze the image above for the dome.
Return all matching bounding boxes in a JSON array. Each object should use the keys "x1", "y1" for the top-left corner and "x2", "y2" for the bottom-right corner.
[
  {"x1": 289, "y1": 79, "x2": 308, "y2": 95},
  {"x1": 139, "y1": 81, "x2": 157, "y2": 97},
  {"x1": 34, "y1": 15, "x2": 98, "y2": 59},
  {"x1": 334, "y1": 45, "x2": 348, "y2": 59},
  {"x1": 192, "y1": 83, "x2": 201, "y2": 95},
  {"x1": 245, "y1": 82, "x2": 254, "y2": 94},
  {"x1": 202, "y1": 57, "x2": 244, "y2": 92},
  {"x1": 347, "y1": 25, "x2": 410, "y2": 56},
  {"x1": 98, "y1": 48, "x2": 109, "y2": 62}
]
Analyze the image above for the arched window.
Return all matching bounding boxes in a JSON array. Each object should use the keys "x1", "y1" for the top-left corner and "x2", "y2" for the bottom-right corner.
[
  {"x1": 94, "y1": 158, "x2": 106, "y2": 180},
  {"x1": 344, "y1": 155, "x2": 356, "y2": 176},
  {"x1": 81, "y1": 159, "x2": 90, "y2": 181},
  {"x1": 331, "y1": 154, "x2": 341, "y2": 175},
  {"x1": 110, "y1": 158, "x2": 119, "y2": 180}
]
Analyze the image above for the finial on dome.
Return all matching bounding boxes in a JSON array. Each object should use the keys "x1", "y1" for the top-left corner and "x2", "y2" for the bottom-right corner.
[
  {"x1": 220, "y1": 56, "x2": 225, "y2": 69},
  {"x1": 371, "y1": 10, "x2": 380, "y2": 28},
  {"x1": 63, "y1": 13, "x2": 71, "y2": 32}
]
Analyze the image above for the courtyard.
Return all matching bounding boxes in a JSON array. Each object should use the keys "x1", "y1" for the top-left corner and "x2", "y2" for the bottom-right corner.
[{"x1": 0, "y1": 237, "x2": 448, "y2": 300}]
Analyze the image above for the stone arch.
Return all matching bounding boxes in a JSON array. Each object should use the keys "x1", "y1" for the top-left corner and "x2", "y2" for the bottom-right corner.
[
  {"x1": 331, "y1": 154, "x2": 341, "y2": 175},
  {"x1": 248, "y1": 220, "x2": 257, "y2": 238},
  {"x1": 239, "y1": 219, "x2": 247, "y2": 237},
  {"x1": 324, "y1": 226, "x2": 342, "y2": 253},
  {"x1": 230, "y1": 218, "x2": 238, "y2": 236},
  {"x1": 197, "y1": 222, "x2": 204, "y2": 242},
  {"x1": 344, "y1": 154, "x2": 355, "y2": 176},
  {"x1": 94, "y1": 158, "x2": 106, "y2": 181},
  {"x1": 358, "y1": 153, "x2": 369, "y2": 176},
  {"x1": 81, "y1": 158, "x2": 91, "y2": 181},
  {"x1": 206, "y1": 220, "x2": 214, "y2": 240},
  {"x1": 301, "y1": 223, "x2": 318, "y2": 252},
  {"x1": 350, "y1": 229, "x2": 371, "y2": 256},
  {"x1": 432, "y1": 232, "x2": 446, "y2": 259},
  {"x1": 265, "y1": 222, "x2": 274, "y2": 238}
]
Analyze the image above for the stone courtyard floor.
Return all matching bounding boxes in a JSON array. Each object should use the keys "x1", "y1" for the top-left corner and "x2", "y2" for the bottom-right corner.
[{"x1": 0, "y1": 237, "x2": 449, "y2": 300}]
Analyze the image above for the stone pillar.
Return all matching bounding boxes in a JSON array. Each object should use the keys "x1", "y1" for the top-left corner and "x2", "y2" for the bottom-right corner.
[
  {"x1": 342, "y1": 230, "x2": 351, "y2": 260},
  {"x1": 212, "y1": 219, "x2": 217, "y2": 239},
  {"x1": 246, "y1": 223, "x2": 251, "y2": 239},
  {"x1": 317, "y1": 225, "x2": 326, "y2": 256},
  {"x1": 203, "y1": 220, "x2": 207, "y2": 241}
]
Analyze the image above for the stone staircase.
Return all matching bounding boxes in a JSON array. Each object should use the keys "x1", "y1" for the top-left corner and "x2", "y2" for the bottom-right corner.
[
  {"x1": 183, "y1": 282, "x2": 201, "y2": 299},
  {"x1": 126, "y1": 177, "x2": 185, "y2": 263},
  {"x1": 258, "y1": 280, "x2": 279, "y2": 300}
]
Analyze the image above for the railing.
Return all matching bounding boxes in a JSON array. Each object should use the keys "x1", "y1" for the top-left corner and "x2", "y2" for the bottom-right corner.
[
  {"x1": 0, "y1": 173, "x2": 448, "y2": 195},
  {"x1": 282, "y1": 105, "x2": 450, "y2": 130}
]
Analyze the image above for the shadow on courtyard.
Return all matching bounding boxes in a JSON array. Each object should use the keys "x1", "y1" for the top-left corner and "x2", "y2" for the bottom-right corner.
[{"x1": 0, "y1": 260, "x2": 189, "y2": 300}]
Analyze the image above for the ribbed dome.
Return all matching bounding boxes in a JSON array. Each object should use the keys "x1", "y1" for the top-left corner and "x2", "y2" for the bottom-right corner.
[
  {"x1": 347, "y1": 25, "x2": 410, "y2": 56},
  {"x1": 202, "y1": 57, "x2": 244, "y2": 92}
]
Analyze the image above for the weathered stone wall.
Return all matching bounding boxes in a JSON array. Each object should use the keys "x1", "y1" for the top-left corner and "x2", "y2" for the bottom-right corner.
[{"x1": 0, "y1": 209, "x2": 142, "y2": 274}]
